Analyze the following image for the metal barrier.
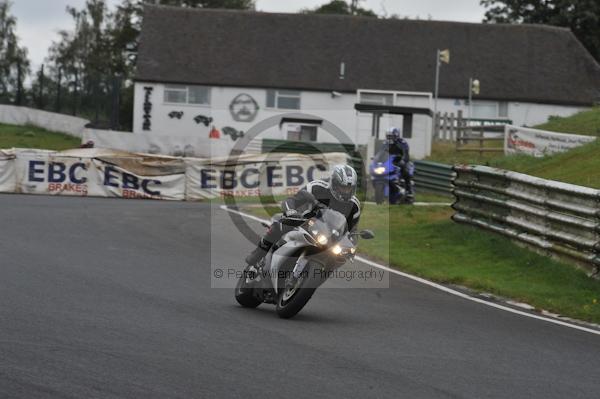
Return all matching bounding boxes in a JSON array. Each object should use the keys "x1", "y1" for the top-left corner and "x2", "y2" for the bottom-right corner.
[
  {"x1": 414, "y1": 160, "x2": 455, "y2": 196},
  {"x1": 452, "y1": 165, "x2": 600, "y2": 275}
]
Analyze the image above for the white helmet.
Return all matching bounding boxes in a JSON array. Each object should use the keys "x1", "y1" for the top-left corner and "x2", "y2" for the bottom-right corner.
[
  {"x1": 386, "y1": 127, "x2": 401, "y2": 141},
  {"x1": 330, "y1": 164, "x2": 358, "y2": 202}
]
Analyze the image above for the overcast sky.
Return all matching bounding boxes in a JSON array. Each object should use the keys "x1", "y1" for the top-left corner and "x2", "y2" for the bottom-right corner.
[{"x1": 12, "y1": 0, "x2": 485, "y2": 71}]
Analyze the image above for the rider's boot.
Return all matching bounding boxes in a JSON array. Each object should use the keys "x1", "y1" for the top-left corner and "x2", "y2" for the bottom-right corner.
[
  {"x1": 245, "y1": 238, "x2": 271, "y2": 266},
  {"x1": 406, "y1": 184, "x2": 415, "y2": 204}
]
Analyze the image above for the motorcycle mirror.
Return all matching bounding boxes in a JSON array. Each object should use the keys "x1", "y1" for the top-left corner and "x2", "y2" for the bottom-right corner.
[{"x1": 359, "y1": 230, "x2": 375, "y2": 239}]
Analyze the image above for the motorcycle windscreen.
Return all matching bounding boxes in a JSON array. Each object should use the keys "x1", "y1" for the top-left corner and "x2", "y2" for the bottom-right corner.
[
  {"x1": 312, "y1": 209, "x2": 348, "y2": 240},
  {"x1": 373, "y1": 148, "x2": 390, "y2": 163}
]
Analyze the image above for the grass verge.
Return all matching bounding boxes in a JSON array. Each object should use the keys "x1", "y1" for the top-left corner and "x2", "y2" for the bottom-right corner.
[
  {"x1": 243, "y1": 203, "x2": 600, "y2": 324},
  {"x1": 0, "y1": 123, "x2": 80, "y2": 151},
  {"x1": 428, "y1": 133, "x2": 600, "y2": 188},
  {"x1": 535, "y1": 107, "x2": 600, "y2": 136}
]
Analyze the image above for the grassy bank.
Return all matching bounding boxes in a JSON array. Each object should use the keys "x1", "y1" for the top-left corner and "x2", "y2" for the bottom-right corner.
[
  {"x1": 535, "y1": 107, "x2": 600, "y2": 136},
  {"x1": 245, "y1": 203, "x2": 600, "y2": 324},
  {"x1": 0, "y1": 123, "x2": 80, "y2": 151},
  {"x1": 490, "y1": 140, "x2": 600, "y2": 188},
  {"x1": 427, "y1": 107, "x2": 600, "y2": 188},
  {"x1": 427, "y1": 140, "x2": 506, "y2": 165}
]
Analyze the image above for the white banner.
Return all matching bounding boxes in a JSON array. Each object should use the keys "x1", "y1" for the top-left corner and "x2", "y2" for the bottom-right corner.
[
  {"x1": 504, "y1": 125, "x2": 596, "y2": 157},
  {"x1": 15, "y1": 152, "x2": 94, "y2": 196},
  {"x1": 91, "y1": 159, "x2": 185, "y2": 200},
  {"x1": 185, "y1": 152, "x2": 349, "y2": 200},
  {"x1": 14, "y1": 148, "x2": 186, "y2": 200},
  {"x1": 0, "y1": 148, "x2": 348, "y2": 201},
  {"x1": 0, "y1": 149, "x2": 16, "y2": 193},
  {"x1": 1, "y1": 148, "x2": 351, "y2": 201}
]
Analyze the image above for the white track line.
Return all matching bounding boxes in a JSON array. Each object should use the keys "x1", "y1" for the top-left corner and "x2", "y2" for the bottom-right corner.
[{"x1": 221, "y1": 205, "x2": 600, "y2": 337}]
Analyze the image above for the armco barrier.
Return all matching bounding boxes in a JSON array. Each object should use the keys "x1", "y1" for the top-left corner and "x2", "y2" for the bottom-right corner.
[
  {"x1": 414, "y1": 160, "x2": 455, "y2": 196},
  {"x1": 452, "y1": 165, "x2": 600, "y2": 275}
]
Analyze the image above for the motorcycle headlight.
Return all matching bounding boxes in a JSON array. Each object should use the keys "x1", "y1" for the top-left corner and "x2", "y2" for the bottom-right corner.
[
  {"x1": 331, "y1": 245, "x2": 342, "y2": 255},
  {"x1": 374, "y1": 167, "x2": 386, "y2": 175},
  {"x1": 317, "y1": 234, "x2": 328, "y2": 245},
  {"x1": 350, "y1": 247, "x2": 356, "y2": 254}
]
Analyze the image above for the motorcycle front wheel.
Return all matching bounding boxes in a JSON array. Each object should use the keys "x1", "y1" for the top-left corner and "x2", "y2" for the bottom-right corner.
[
  {"x1": 276, "y1": 263, "x2": 324, "y2": 319},
  {"x1": 234, "y1": 264, "x2": 262, "y2": 308},
  {"x1": 374, "y1": 182, "x2": 385, "y2": 205}
]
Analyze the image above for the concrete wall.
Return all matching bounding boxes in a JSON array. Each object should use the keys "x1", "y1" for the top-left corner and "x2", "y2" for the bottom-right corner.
[{"x1": 0, "y1": 105, "x2": 89, "y2": 138}]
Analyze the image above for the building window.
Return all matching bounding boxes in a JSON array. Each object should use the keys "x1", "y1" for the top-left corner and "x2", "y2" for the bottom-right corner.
[
  {"x1": 267, "y1": 89, "x2": 301, "y2": 109},
  {"x1": 359, "y1": 92, "x2": 394, "y2": 105},
  {"x1": 471, "y1": 101, "x2": 510, "y2": 119},
  {"x1": 472, "y1": 102, "x2": 499, "y2": 119},
  {"x1": 164, "y1": 85, "x2": 210, "y2": 105},
  {"x1": 287, "y1": 125, "x2": 317, "y2": 142}
]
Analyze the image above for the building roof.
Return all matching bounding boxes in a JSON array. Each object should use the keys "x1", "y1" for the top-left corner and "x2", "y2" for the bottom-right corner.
[{"x1": 136, "y1": 5, "x2": 600, "y2": 106}]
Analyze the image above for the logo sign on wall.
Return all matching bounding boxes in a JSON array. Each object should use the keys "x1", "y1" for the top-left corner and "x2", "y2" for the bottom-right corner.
[{"x1": 229, "y1": 93, "x2": 259, "y2": 122}]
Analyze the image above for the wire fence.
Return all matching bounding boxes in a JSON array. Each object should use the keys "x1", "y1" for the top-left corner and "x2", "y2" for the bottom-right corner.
[{"x1": 1, "y1": 66, "x2": 132, "y2": 131}]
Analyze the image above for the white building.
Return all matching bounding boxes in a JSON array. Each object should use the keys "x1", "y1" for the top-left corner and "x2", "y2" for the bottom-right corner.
[{"x1": 132, "y1": 5, "x2": 600, "y2": 159}]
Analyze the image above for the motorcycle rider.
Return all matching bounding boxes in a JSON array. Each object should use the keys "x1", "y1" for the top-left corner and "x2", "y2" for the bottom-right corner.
[
  {"x1": 385, "y1": 127, "x2": 414, "y2": 202},
  {"x1": 245, "y1": 164, "x2": 361, "y2": 266}
]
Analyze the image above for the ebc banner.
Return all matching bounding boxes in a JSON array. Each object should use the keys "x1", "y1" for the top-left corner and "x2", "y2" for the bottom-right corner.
[
  {"x1": 185, "y1": 152, "x2": 349, "y2": 200},
  {"x1": 0, "y1": 150, "x2": 16, "y2": 193},
  {"x1": 91, "y1": 159, "x2": 185, "y2": 201},
  {"x1": 14, "y1": 150, "x2": 185, "y2": 200},
  {"x1": 16, "y1": 152, "x2": 92, "y2": 196}
]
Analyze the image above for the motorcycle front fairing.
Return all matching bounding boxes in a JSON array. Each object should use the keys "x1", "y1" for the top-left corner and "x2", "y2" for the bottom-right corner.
[
  {"x1": 370, "y1": 150, "x2": 401, "y2": 195},
  {"x1": 268, "y1": 209, "x2": 351, "y2": 293},
  {"x1": 268, "y1": 230, "x2": 313, "y2": 293}
]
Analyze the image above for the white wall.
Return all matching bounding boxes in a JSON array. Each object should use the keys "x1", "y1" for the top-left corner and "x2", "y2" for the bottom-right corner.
[
  {"x1": 434, "y1": 98, "x2": 586, "y2": 127},
  {"x1": 133, "y1": 83, "x2": 357, "y2": 141},
  {"x1": 0, "y1": 105, "x2": 89, "y2": 138},
  {"x1": 133, "y1": 83, "x2": 435, "y2": 159}
]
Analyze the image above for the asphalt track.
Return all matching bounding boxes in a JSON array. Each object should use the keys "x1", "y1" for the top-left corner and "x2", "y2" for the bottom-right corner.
[{"x1": 1, "y1": 195, "x2": 600, "y2": 399}]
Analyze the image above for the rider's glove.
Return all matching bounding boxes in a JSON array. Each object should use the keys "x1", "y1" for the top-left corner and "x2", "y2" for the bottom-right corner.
[{"x1": 285, "y1": 209, "x2": 298, "y2": 217}]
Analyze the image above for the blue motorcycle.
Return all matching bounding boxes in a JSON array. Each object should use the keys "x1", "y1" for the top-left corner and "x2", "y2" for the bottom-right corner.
[{"x1": 369, "y1": 148, "x2": 415, "y2": 205}]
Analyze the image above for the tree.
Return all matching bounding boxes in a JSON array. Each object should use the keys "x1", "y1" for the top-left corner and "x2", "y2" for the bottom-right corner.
[
  {"x1": 481, "y1": 0, "x2": 600, "y2": 61},
  {"x1": 41, "y1": 0, "x2": 255, "y2": 127},
  {"x1": 45, "y1": 1, "x2": 114, "y2": 120},
  {"x1": 148, "y1": 0, "x2": 255, "y2": 9},
  {"x1": 303, "y1": 0, "x2": 377, "y2": 17},
  {"x1": 0, "y1": 1, "x2": 30, "y2": 104}
]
